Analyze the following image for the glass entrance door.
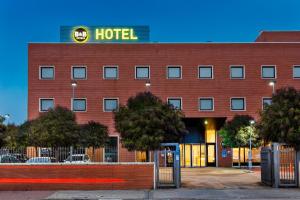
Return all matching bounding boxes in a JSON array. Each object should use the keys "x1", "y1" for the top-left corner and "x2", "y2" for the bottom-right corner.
[
  {"x1": 192, "y1": 145, "x2": 200, "y2": 167},
  {"x1": 206, "y1": 144, "x2": 216, "y2": 166}
]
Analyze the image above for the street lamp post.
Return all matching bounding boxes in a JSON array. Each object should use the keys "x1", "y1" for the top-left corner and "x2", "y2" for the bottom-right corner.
[
  {"x1": 70, "y1": 81, "x2": 77, "y2": 163},
  {"x1": 269, "y1": 80, "x2": 276, "y2": 94},
  {"x1": 71, "y1": 81, "x2": 78, "y2": 110},
  {"x1": 71, "y1": 81, "x2": 78, "y2": 99},
  {"x1": 145, "y1": 80, "x2": 151, "y2": 91},
  {"x1": 249, "y1": 120, "x2": 255, "y2": 170}
]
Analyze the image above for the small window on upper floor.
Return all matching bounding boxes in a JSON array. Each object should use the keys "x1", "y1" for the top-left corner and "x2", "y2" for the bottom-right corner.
[
  {"x1": 199, "y1": 66, "x2": 213, "y2": 79},
  {"x1": 167, "y1": 66, "x2": 182, "y2": 79},
  {"x1": 168, "y1": 98, "x2": 182, "y2": 110},
  {"x1": 231, "y1": 98, "x2": 246, "y2": 111},
  {"x1": 199, "y1": 98, "x2": 214, "y2": 111},
  {"x1": 103, "y1": 66, "x2": 118, "y2": 79},
  {"x1": 72, "y1": 66, "x2": 87, "y2": 80},
  {"x1": 262, "y1": 66, "x2": 276, "y2": 79},
  {"x1": 40, "y1": 98, "x2": 54, "y2": 112},
  {"x1": 262, "y1": 98, "x2": 272, "y2": 110},
  {"x1": 104, "y1": 98, "x2": 119, "y2": 112},
  {"x1": 230, "y1": 66, "x2": 245, "y2": 79},
  {"x1": 293, "y1": 66, "x2": 300, "y2": 78},
  {"x1": 40, "y1": 66, "x2": 54, "y2": 80},
  {"x1": 135, "y1": 66, "x2": 150, "y2": 79},
  {"x1": 72, "y1": 98, "x2": 86, "y2": 112}
]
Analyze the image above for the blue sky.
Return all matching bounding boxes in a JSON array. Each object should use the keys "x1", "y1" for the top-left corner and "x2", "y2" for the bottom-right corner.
[{"x1": 0, "y1": 0, "x2": 300, "y2": 124}]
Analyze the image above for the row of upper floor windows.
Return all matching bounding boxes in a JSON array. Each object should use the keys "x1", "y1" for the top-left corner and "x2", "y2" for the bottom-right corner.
[
  {"x1": 39, "y1": 65, "x2": 300, "y2": 80},
  {"x1": 39, "y1": 97, "x2": 272, "y2": 113}
]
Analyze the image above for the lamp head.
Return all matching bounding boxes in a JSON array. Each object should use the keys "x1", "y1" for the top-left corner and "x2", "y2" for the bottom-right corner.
[
  {"x1": 71, "y1": 81, "x2": 78, "y2": 87},
  {"x1": 268, "y1": 80, "x2": 276, "y2": 86},
  {"x1": 145, "y1": 80, "x2": 151, "y2": 87}
]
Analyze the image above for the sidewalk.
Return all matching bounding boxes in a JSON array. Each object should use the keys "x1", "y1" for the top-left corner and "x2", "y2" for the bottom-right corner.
[{"x1": 43, "y1": 188, "x2": 300, "y2": 200}]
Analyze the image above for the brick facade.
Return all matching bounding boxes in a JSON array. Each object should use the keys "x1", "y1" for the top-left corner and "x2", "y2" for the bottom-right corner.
[{"x1": 28, "y1": 32, "x2": 300, "y2": 165}]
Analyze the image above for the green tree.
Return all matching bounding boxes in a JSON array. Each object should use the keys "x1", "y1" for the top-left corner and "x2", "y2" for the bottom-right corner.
[
  {"x1": 3, "y1": 124, "x2": 20, "y2": 148},
  {"x1": 0, "y1": 116, "x2": 6, "y2": 147},
  {"x1": 79, "y1": 121, "x2": 109, "y2": 147},
  {"x1": 26, "y1": 106, "x2": 80, "y2": 147},
  {"x1": 79, "y1": 121, "x2": 109, "y2": 161},
  {"x1": 257, "y1": 87, "x2": 300, "y2": 149},
  {"x1": 114, "y1": 92, "x2": 187, "y2": 156},
  {"x1": 219, "y1": 115, "x2": 261, "y2": 166}
]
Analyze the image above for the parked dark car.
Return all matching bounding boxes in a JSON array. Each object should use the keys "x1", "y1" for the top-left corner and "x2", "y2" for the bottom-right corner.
[
  {"x1": 0, "y1": 154, "x2": 22, "y2": 163},
  {"x1": 11, "y1": 153, "x2": 29, "y2": 163}
]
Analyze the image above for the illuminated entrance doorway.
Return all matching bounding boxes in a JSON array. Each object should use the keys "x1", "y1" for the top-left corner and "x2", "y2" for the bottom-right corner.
[
  {"x1": 180, "y1": 118, "x2": 225, "y2": 167},
  {"x1": 206, "y1": 143, "x2": 216, "y2": 166}
]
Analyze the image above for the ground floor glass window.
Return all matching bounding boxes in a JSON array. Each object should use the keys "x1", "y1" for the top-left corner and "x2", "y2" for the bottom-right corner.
[{"x1": 104, "y1": 137, "x2": 118, "y2": 162}]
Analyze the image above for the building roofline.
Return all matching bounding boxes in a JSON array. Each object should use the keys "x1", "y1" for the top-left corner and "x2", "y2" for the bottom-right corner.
[{"x1": 27, "y1": 42, "x2": 300, "y2": 44}]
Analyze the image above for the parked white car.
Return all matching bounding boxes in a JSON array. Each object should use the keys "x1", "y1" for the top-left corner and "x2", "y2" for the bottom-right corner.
[
  {"x1": 26, "y1": 157, "x2": 52, "y2": 163},
  {"x1": 64, "y1": 154, "x2": 90, "y2": 163}
]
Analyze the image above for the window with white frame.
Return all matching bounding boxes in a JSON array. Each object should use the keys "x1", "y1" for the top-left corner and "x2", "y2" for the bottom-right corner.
[
  {"x1": 231, "y1": 98, "x2": 245, "y2": 111},
  {"x1": 168, "y1": 98, "x2": 182, "y2": 110},
  {"x1": 135, "y1": 66, "x2": 150, "y2": 79},
  {"x1": 199, "y1": 66, "x2": 213, "y2": 79},
  {"x1": 72, "y1": 99, "x2": 86, "y2": 111},
  {"x1": 167, "y1": 66, "x2": 181, "y2": 79},
  {"x1": 104, "y1": 99, "x2": 118, "y2": 112},
  {"x1": 40, "y1": 66, "x2": 54, "y2": 79},
  {"x1": 230, "y1": 66, "x2": 244, "y2": 79},
  {"x1": 104, "y1": 66, "x2": 118, "y2": 79},
  {"x1": 293, "y1": 66, "x2": 300, "y2": 78},
  {"x1": 104, "y1": 137, "x2": 118, "y2": 162},
  {"x1": 262, "y1": 66, "x2": 276, "y2": 79},
  {"x1": 72, "y1": 66, "x2": 87, "y2": 79},
  {"x1": 40, "y1": 99, "x2": 54, "y2": 112},
  {"x1": 199, "y1": 98, "x2": 214, "y2": 111},
  {"x1": 262, "y1": 98, "x2": 272, "y2": 110}
]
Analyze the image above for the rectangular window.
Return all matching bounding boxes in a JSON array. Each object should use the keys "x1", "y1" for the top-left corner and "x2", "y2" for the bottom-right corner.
[
  {"x1": 72, "y1": 99, "x2": 86, "y2": 112},
  {"x1": 262, "y1": 66, "x2": 276, "y2": 79},
  {"x1": 199, "y1": 98, "x2": 214, "y2": 111},
  {"x1": 231, "y1": 98, "x2": 245, "y2": 111},
  {"x1": 72, "y1": 66, "x2": 87, "y2": 79},
  {"x1": 168, "y1": 98, "x2": 182, "y2": 110},
  {"x1": 105, "y1": 137, "x2": 118, "y2": 162},
  {"x1": 199, "y1": 66, "x2": 213, "y2": 79},
  {"x1": 104, "y1": 98, "x2": 118, "y2": 112},
  {"x1": 135, "y1": 66, "x2": 150, "y2": 79},
  {"x1": 262, "y1": 98, "x2": 272, "y2": 110},
  {"x1": 40, "y1": 99, "x2": 54, "y2": 112},
  {"x1": 167, "y1": 66, "x2": 181, "y2": 79},
  {"x1": 230, "y1": 66, "x2": 244, "y2": 79},
  {"x1": 293, "y1": 66, "x2": 300, "y2": 78},
  {"x1": 40, "y1": 66, "x2": 54, "y2": 80},
  {"x1": 103, "y1": 66, "x2": 118, "y2": 79}
]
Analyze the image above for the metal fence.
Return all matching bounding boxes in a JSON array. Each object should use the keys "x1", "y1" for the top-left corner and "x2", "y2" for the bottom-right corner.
[
  {"x1": 0, "y1": 146, "x2": 117, "y2": 164},
  {"x1": 154, "y1": 143, "x2": 181, "y2": 188},
  {"x1": 261, "y1": 143, "x2": 298, "y2": 188}
]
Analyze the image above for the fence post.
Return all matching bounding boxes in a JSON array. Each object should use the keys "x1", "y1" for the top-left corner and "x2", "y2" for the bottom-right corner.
[
  {"x1": 273, "y1": 143, "x2": 280, "y2": 188},
  {"x1": 70, "y1": 146, "x2": 73, "y2": 163},
  {"x1": 296, "y1": 150, "x2": 300, "y2": 187},
  {"x1": 153, "y1": 150, "x2": 159, "y2": 189}
]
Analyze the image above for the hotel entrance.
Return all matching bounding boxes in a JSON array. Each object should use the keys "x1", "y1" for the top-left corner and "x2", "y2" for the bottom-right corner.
[
  {"x1": 180, "y1": 143, "x2": 216, "y2": 167},
  {"x1": 206, "y1": 143, "x2": 216, "y2": 166},
  {"x1": 180, "y1": 118, "x2": 225, "y2": 167}
]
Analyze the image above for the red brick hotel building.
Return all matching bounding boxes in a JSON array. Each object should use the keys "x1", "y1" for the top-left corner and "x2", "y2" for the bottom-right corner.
[{"x1": 28, "y1": 30, "x2": 300, "y2": 167}]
